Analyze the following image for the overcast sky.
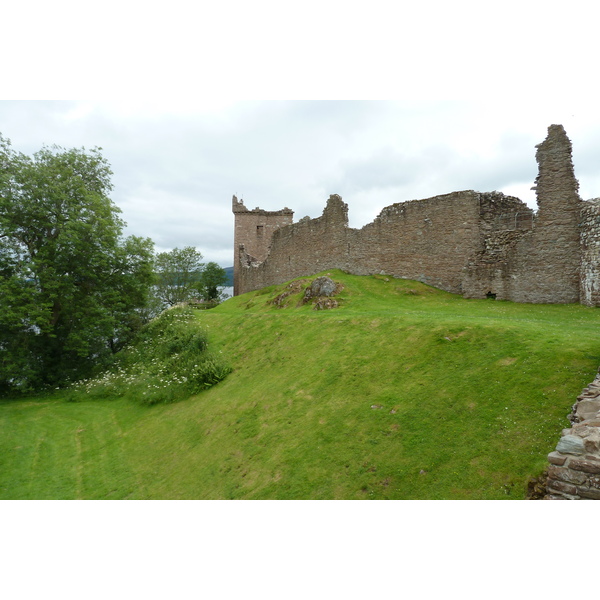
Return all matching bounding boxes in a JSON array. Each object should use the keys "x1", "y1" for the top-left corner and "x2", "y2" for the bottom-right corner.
[
  {"x1": 3, "y1": 99, "x2": 599, "y2": 268},
  {"x1": 3, "y1": 1, "x2": 600, "y2": 269}
]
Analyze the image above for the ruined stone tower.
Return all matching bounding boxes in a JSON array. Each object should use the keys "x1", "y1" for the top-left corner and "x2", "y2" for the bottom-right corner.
[
  {"x1": 516, "y1": 124, "x2": 582, "y2": 303},
  {"x1": 232, "y1": 195, "x2": 293, "y2": 295}
]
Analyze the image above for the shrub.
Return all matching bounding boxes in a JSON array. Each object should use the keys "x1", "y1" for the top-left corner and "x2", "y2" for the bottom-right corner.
[{"x1": 67, "y1": 307, "x2": 231, "y2": 405}]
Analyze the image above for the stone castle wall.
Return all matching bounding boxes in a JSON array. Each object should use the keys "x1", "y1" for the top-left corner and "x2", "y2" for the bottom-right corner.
[
  {"x1": 510, "y1": 124, "x2": 582, "y2": 304},
  {"x1": 462, "y1": 125, "x2": 583, "y2": 304},
  {"x1": 235, "y1": 190, "x2": 536, "y2": 297},
  {"x1": 580, "y1": 199, "x2": 600, "y2": 306},
  {"x1": 232, "y1": 125, "x2": 599, "y2": 307}
]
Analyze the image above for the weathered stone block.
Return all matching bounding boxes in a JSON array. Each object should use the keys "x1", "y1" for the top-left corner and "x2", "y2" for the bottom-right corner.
[
  {"x1": 567, "y1": 457, "x2": 600, "y2": 474},
  {"x1": 547, "y1": 465, "x2": 587, "y2": 485},
  {"x1": 584, "y1": 430, "x2": 600, "y2": 454},
  {"x1": 587, "y1": 476, "x2": 600, "y2": 489},
  {"x1": 571, "y1": 424, "x2": 594, "y2": 438},
  {"x1": 547, "y1": 451, "x2": 567, "y2": 466},
  {"x1": 578, "y1": 381, "x2": 600, "y2": 396},
  {"x1": 576, "y1": 399, "x2": 600, "y2": 421},
  {"x1": 547, "y1": 480, "x2": 577, "y2": 495},
  {"x1": 303, "y1": 276, "x2": 337, "y2": 299},
  {"x1": 576, "y1": 486, "x2": 600, "y2": 500},
  {"x1": 555, "y1": 434, "x2": 586, "y2": 455}
]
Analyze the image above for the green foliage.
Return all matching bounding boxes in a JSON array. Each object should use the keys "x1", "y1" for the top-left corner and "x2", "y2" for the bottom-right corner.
[
  {"x1": 153, "y1": 246, "x2": 204, "y2": 307},
  {"x1": 196, "y1": 261, "x2": 229, "y2": 302},
  {"x1": 152, "y1": 248, "x2": 229, "y2": 309},
  {"x1": 68, "y1": 307, "x2": 231, "y2": 405},
  {"x1": 0, "y1": 134, "x2": 155, "y2": 394}
]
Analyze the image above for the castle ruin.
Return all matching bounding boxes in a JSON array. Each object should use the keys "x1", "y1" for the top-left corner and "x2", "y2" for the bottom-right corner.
[{"x1": 233, "y1": 125, "x2": 600, "y2": 306}]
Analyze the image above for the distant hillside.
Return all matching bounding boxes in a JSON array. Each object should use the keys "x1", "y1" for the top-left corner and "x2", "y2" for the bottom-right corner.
[
  {"x1": 2, "y1": 270, "x2": 599, "y2": 499},
  {"x1": 223, "y1": 266, "x2": 233, "y2": 286}
]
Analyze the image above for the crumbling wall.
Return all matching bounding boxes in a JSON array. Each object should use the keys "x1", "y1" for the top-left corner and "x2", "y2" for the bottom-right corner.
[
  {"x1": 236, "y1": 195, "x2": 350, "y2": 293},
  {"x1": 462, "y1": 193, "x2": 535, "y2": 300},
  {"x1": 346, "y1": 191, "x2": 481, "y2": 293},
  {"x1": 580, "y1": 199, "x2": 600, "y2": 306},
  {"x1": 235, "y1": 189, "x2": 543, "y2": 298},
  {"x1": 232, "y1": 125, "x2": 594, "y2": 306},
  {"x1": 236, "y1": 191, "x2": 485, "y2": 295},
  {"x1": 506, "y1": 125, "x2": 582, "y2": 304},
  {"x1": 463, "y1": 126, "x2": 582, "y2": 304}
]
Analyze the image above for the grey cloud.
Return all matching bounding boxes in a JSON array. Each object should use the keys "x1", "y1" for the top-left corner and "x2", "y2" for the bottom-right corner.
[
  {"x1": 3, "y1": 100, "x2": 600, "y2": 268},
  {"x1": 332, "y1": 147, "x2": 428, "y2": 192}
]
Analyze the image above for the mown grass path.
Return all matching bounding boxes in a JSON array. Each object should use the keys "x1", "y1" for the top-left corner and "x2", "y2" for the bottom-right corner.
[{"x1": 0, "y1": 398, "x2": 146, "y2": 499}]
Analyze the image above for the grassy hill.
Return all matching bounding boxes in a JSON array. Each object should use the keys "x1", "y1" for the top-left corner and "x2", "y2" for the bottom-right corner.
[{"x1": 2, "y1": 270, "x2": 599, "y2": 499}]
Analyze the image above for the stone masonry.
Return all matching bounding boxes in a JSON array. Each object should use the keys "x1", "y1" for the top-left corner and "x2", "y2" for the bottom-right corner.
[
  {"x1": 545, "y1": 371, "x2": 600, "y2": 499},
  {"x1": 232, "y1": 196, "x2": 293, "y2": 296},
  {"x1": 580, "y1": 199, "x2": 600, "y2": 305},
  {"x1": 232, "y1": 125, "x2": 600, "y2": 306}
]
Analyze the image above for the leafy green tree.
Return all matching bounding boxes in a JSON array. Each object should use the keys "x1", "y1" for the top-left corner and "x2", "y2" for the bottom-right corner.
[
  {"x1": 0, "y1": 134, "x2": 155, "y2": 394},
  {"x1": 154, "y1": 246, "x2": 204, "y2": 306},
  {"x1": 197, "y1": 261, "x2": 229, "y2": 302}
]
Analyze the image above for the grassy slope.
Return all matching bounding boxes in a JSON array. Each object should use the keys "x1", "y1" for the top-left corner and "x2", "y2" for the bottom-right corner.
[{"x1": 2, "y1": 270, "x2": 599, "y2": 500}]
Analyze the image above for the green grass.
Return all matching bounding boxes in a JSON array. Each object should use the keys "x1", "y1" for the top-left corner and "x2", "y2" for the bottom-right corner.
[{"x1": 2, "y1": 270, "x2": 599, "y2": 499}]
